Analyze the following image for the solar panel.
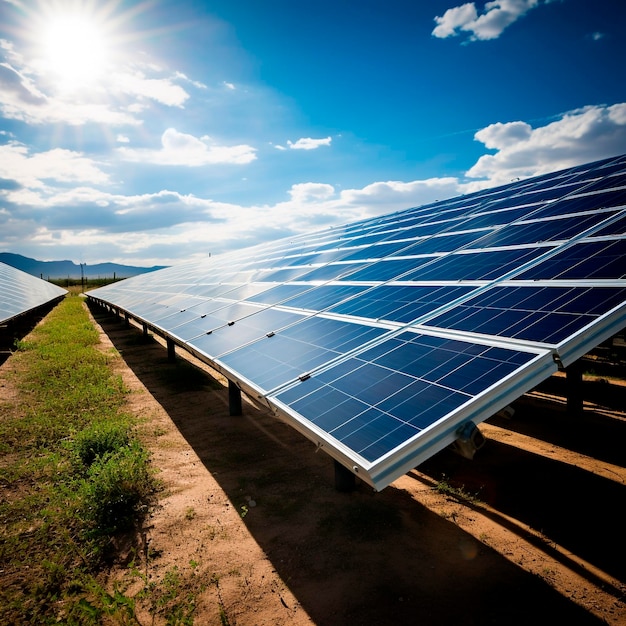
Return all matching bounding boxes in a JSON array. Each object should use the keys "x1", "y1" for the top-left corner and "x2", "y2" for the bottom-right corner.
[
  {"x1": 0, "y1": 262, "x2": 67, "y2": 326},
  {"x1": 87, "y1": 154, "x2": 626, "y2": 490}
]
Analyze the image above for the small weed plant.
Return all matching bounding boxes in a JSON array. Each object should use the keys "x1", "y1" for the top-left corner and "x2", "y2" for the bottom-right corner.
[{"x1": 435, "y1": 474, "x2": 481, "y2": 504}]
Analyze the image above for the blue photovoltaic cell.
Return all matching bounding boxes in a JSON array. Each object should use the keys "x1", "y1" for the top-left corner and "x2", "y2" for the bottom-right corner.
[
  {"x1": 581, "y1": 172, "x2": 626, "y2": 192},
  {"x1": 590, "y1": 213, "x2": 626, "y2": 237},
  {"x1": 191, "y1": 308, "x2": 307, "y2": 356},
  {"x1": 165, "y1": 302, "x2": 268, "y2": 339},
  {"x1": 393, "y1": 231, "x2": 491, "y2": 255},
  {"x1": 403, "y1": 247, "x2": 552, "y2": 281},
  {"x1": 251, "y1": 267, "x2": 312, "y2": 282},
  {"x1": 515, "y1": 239, "x2": 626, "y2": 280},
  {"x1": 245, "y1": 284, "x2": 311, "y2": 305},
  {"x1": 345, "y1": 257, "x2": 435, "y2": 282},
  {"x1": 339, "y1": 240, "x2": 417, "y2": 261},
  {"x1": 330, "y1": 285, "x2": 475, "y2": 323},
  {"x1": 451, "y1": 207, "x2": 536, "y2": 230},
  {"x1": 296, "y1": 263, "x2": 369, "y2": 282},
  {"x1": 278, "y1": 285, "x2": 368, "y2": 311},
  {"x1": 273, "y1": 331, "x2": 537, "y2": 462},
  {"x1": 424, "y1": 286, "x2": 626, "y2": 344},
  {"x1": 219, "y1": 317, "x2": 388, "y2": 392},
  {"x1": 211, "y1": 283, "x2": 274, "y2": 302},
  {"x1": 465, "y1": 212, "x2": 615, "y2": 249},
  {"x1": 382, "y1": 219, "x2": 464, "y2": 240},
  {"x1": 283, "y1": 249, "x2": 351, "y2": 266},
  {"x1": 529, "y1": 189, "x2": 626, "y2": 220},
  {"x1": 87, "y1": 154, "x2": 626, "y2": 490}
]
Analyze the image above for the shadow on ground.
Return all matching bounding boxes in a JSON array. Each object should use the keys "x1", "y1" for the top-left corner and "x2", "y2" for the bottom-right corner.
[
  {"x1": 0, "y1": 299, "x2": 62, "y2": 365},
  {"x1": 91, "y1": 303, "x2": 624, "y2": 626}
]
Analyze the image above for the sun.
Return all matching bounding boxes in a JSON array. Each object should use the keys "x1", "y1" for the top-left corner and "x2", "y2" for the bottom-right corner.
[
  {"x1": 13, "y1": 0, "x2": 148, "y2": 96},
  {"x1": 41, "y1": 12, "x2": 109, "y2": 90}
]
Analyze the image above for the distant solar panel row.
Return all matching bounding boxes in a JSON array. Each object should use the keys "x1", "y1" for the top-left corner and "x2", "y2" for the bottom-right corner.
[
  {"x1": 0, "y1": 262, "x2": 67, "y2": 326},
  {"x1": 89, "y1": 154, "x2": 626, "y2": 490}
]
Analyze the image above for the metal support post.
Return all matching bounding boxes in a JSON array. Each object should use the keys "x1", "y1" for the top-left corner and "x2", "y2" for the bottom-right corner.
[
  {"x1": 166, "y1": 338, "x2": 176, "y2": 362},
  {"x1": 334, "y1": 460, "x2": 356, "y2": 492},
  {"x1": 228, "y1": 380, "x2": 242, "y2": 416},
  {"x1": 565, "y1": 360, "x2": 584, "y2": 416}
]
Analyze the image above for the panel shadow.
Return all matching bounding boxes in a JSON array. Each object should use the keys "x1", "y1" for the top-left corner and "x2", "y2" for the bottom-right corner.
[{"x1": 89, "y1": 303, "x2": 613, "y2": 626}]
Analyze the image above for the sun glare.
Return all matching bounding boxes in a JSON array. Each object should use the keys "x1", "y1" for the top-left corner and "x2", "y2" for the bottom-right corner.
[{"x1": 42, "y1": 13, "x2": 109, "y2": 89}]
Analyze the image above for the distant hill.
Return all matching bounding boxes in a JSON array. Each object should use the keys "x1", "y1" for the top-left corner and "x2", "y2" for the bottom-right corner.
[{"x1": 0, "y1": 252, "x2": 167, "y2": 280}]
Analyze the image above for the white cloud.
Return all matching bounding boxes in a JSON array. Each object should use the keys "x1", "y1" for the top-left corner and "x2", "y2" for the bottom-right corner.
[
  {"x1": 0, "y1": 61, "x2": 151, "y2": 126},
  {"x1": 0, "y1": 142, "x2": 109, "y2": 188},
  {"x1": 174, "y1": 71, "x2": 207, "y2": 90},
  {"x1": 433, "y1": 0, "x2": 540, "y2": 41},
  {"x1": 0, "y1": 165, "x2": 469, "y2": 263},
  {"x1": 432, "y1": 3, "x2": 478, "y2": 38},
  {"x1": 474, "y1": 120, "x2": 532, "y2": 149},
  {"x1": 338, "y1": 179, "x2": 462, "y2": 210},
  {"x1": 111, "y1": 70, "x2": 190, "y2": 107},
  {"x1": 0, "y1": 61, "x2": 47, "y2": 105},
  {"x1": 0, "y1": 33, "x2": 192, "y2": 126},
  {"x1": 466, "y1": 103, "x2": 626, "y2": 185},
  {"x1": 289, "y1": 183, "x2": 335, "y2": 202},
  {"x1": 285, "y1": 137, "x2": 332, "y2": 150},
  {"x1": 117, "y1": 128, "x2": 257, "y2": 166}
]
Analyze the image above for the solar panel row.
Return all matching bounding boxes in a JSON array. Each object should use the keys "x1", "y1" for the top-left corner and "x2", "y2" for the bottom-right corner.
[
  {"x1": 88, "y1": 154, "x2": 626, "y2": 490},
  {"x1": 0, "y1": 262, "x2": 67, "y2": 326}
]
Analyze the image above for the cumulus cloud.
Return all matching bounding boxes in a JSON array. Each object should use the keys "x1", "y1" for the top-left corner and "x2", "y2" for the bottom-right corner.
[
  {"x1": 117, "y1": 128, "x2": 257, "y2": 166},
  {"x1": 111, "y1": 70, "x2": 190, "y2": 108},
  {"x1": 0, "y1": 185, "x2": 227, "y2": 233},
  {"x1": 289, "y1": 183, "x2": 335, "y2": 202},
  {"x1": 271, "y1": 177, "x2": 467, "y2": 226},
  {"x1": 466, "y1": 103, "x2": 626, "y2": 185},
  {"x1": 0, "y1": 62, "x2": 47, "y2": 105},
  {"x1": 0, "y1": 161, "x2": 469, "y2": 263},
  {"x1": 474, "y1": 120, "x2": 532, "y2": 149},
  {"x1": 433, "y1": 0, "x2": 540, "y2": 41},
  {"x1": 276, "y1": 136, "x2": 333, "y2": 150},
  {"x1": 0, "y1": 142, "x2": 109, "y2": 188},
  {"x1": 0, "y1": 62, "x2": 146, "y2": 126},
  {"x1": 339, "y1": 179, "x2": 462, "y2": 210}
]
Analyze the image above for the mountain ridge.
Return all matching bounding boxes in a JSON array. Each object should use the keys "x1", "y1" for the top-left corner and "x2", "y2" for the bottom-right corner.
[{"x1": 0, "y1": 252, "x2": 167, "y2": 280}]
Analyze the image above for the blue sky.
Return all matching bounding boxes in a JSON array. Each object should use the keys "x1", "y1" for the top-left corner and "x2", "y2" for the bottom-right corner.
[{"x1": 1, "y1": 0, "x2": 626, "y2": 267}]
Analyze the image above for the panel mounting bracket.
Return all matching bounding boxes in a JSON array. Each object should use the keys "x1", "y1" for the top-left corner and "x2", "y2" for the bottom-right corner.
[
  {"x1": 449, "y1": 421, "x2": 486, "y2": 460},
  {"x1": 552, "y1": 352, "x2": 564, "y2": 371}
]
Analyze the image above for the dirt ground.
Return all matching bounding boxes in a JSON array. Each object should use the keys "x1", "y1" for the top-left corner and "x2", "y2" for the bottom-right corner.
[{"x1": 6, "y1": 302, "x2": 626, "y2": 625}]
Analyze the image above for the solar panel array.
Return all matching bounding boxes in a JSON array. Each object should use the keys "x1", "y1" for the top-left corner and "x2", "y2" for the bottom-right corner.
[
  {"x1": 0, "y1": 262, "x2": 67, "y2": 326},
  {"x1": 88, "y1": 154, "x2": 626, "y2": 490}
]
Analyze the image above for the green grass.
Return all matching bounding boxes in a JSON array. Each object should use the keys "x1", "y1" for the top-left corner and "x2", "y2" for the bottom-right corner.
[
  {"x1": 435, "y1": 474, "x2": 482, "y2": 504},
  {"x1": 0, "y1": 294, "x2": 157, "y2": 624}
]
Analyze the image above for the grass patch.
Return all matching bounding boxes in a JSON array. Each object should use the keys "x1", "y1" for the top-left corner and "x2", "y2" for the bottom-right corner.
[
  {"x1": 435, "y1": 475, "x2": 482, "y2": 504},
  {"x1": 0, "y1": 294, "x2": 157, "y2": 624}
]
